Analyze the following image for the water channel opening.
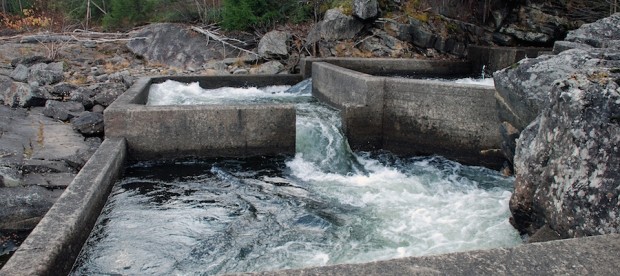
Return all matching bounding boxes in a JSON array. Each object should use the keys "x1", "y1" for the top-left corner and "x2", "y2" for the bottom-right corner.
[{"x1": 71, "y1": 79, "x2": 521, "y2": 275}]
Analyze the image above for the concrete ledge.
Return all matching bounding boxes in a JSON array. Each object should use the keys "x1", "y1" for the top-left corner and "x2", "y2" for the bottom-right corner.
[
  {"x1": 302, "y1": 58, "x2": 473, "y2": 79},
  {"x1": 247, "y1": 234, "x2": 620, "y2": 275},
  {"x1": 0, "y1": 138, "x2": 126, "y2": 276},
  {"x1": 312, "y1": 61, "x2": 503, "y2": 167},
  {"x1": 105, "y1": 75, "x2": 301, "y2": 160}
]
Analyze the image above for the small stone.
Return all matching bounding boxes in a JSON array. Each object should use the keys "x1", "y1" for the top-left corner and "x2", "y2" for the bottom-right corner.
[
  {"x1": 353, "y1": 0, "x2": 378, "y2": 20},
  {"x1": 71, "y1": 111, "x2": 104, "y2": 136},
  {"x1": 43, "y1": 100, "x2": 85, "y2": 121},
  {"x1": 91, "y1": 104, "x2": 105, "y2": 113},
  {"x1": 233, "y1": 69, "x2": 249, "y2": 75},
  {"x1": 9, "y1": 64, "x2": 29, "y2": 82},
  {"x1": 256, "y1": 61, "x2": 284, "y2": 74}
]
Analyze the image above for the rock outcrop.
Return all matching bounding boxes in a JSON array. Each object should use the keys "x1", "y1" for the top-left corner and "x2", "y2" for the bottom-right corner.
[
  {"x1": 496, "y1": 13, "x2": 620, "y2": 239},
  {"x1": 127, "y1": 23, "x2": 240, "y2": 70}
]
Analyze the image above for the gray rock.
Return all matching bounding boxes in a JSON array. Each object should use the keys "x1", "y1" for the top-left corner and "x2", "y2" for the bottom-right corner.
[
  {"x1": 69, "y1": 87, "x2": 96, "y2": 109},
  {"x1": 43, "y1": 100, "x2": 85, "y2": 121},
  {"x1": 258, "y1": 30, "x2": 290, "y2": 59},
  {"x1": 552, "y1": 40, "x2": 593, "y2": 54},
  {"x1": 256, "y1": 61, "x2": 284, "y2": 74},
  {"x1": 127, "y1": 23, "x2": 238, "y2": 69},
  {"x1": 492, "y1": 32, "x2": 516, "y2": 46},
  {"x1": 10, "y1": 56, "x2": 51, "y2": 67},
  {"x1": 233, "y1": 69, "x2": 249, "y2": 75},
  {"x1": 493, "y1": 49, "x2": 620, "y2": 131},
  {"x1": 565, "y1": 13, "x2": 620, "y2": 48},
  {"x1": 9, "y1": 64, "x2": 29, "y2": 82},
  {"x1": 71, "y1": 111, "x2": 104, "y2": 136},
  {"x1": 0, "y1": 75, "x2": 11, "y2": 104},
  {"x1": 93, "y1": 82, "x2": 125, "y2": 107},
  {"x1": 28, "y1": 62, "x2": 64, "y2": 85},
  {"x1": 499, "y1": 5, "x2": 570, "y2": 45},
  {"x1": 21, "y1": 159, "x2": 74, "y2": 174},
  {"x1": 206, "y1": 60, "x2": 228, "y2": 70},
  {"x1": 51, "y1": 82, "x2": 78, "y2": 98},
  {"x1": 0, "y1": 186, "x2": 64, "y2": 230},
  {"x1": 353, "y1": 0, "x2": 378, "y2": 20},
  {"x1": 91, "y1": 104, "x2": 105, "y2": 113},
  {"x1": 499, "y1": 122, "x2": 519, "y2": 166},
  {"x1": 307, "y1": 9, "x2": 364, "y2": 43},
  {"x1": 22, "y1": 172, "x2": 76, "y2": 188},
  {"x1": 4, "y1": 82, "x2": 49, "y2": 108},
  {"x1": 410, "y1": 24, "x2": 436, "y2": 48},
  {"x1": 511, "y1": 72, "x2": 620, "y2": 238},
  {"x1": 0, "y1": 166, "x2": 21, "y2": 187},
  {"x1": 500, "y1": 25, "x2": 553, "y2": 45}
]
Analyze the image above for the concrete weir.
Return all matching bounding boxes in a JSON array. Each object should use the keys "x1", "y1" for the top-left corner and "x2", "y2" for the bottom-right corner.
[
  {"x1": 307, "y1": 58, "x2": 503, "y2": 167},
  {"x1": 105, "y1": 75, "x2": 302, "y2": 160},
  {"x1": 2, "y1": 61, "x2": 619, "y2": 275}
]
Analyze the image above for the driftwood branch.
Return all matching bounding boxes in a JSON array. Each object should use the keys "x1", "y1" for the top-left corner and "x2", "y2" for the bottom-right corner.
[
  {"x1": 190, "y1": 26, "x2": 259, "y2": 57},
  {"x1": 0, "y1": 30, "x2": 147, "y2": 44}
]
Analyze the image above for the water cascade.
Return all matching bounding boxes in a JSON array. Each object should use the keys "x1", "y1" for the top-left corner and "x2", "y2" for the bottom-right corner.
[{"x1": 71, "y1": 79, "x2": 521, "y2": 275}]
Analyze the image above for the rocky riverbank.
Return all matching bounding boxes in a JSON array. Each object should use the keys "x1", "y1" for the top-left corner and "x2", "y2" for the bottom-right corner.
[
  {"x1": 1, "y1": 0, "x2": 618, "y2": 267},
  {"x1": 494, "y1": 13, "x2": 620, "y2": 240}
]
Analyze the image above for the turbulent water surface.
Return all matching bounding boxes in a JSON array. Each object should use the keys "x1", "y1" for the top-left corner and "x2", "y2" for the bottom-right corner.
[{"x1": 72, "y1": 79, "x2": 520, "y2": 275}]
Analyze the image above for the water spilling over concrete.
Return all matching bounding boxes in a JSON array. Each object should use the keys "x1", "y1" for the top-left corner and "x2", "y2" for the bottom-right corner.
[{"x1": 71, "y1": 82, "x2": 520, "y2": 275}]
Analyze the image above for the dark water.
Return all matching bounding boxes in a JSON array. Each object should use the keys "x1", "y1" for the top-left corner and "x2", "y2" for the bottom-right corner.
[{"x1": 0, "y1": 230, "x2": 30, "y2": 269}]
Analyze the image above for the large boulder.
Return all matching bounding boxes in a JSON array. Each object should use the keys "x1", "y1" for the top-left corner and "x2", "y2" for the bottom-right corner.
[
  {"x1": 353, "y1": 0, "x2": 378, "y2": 20},
  {"x1": 306, "y1": 9, "x2": 364, "y2": 44},
  {"x1": 511, "y1": 71, "x2": 620, "y2": 238},
  {"x1": 258, "y1": 30, "x2": 290, "y2": 59},
  {"x1": 43, "y1": 100, "x2": 85, "y2": 121},
  {"x1": 3, "y1": 82, "x2": 49, "y2": 108},
  {"x1": 127, "y1": 23, "x2": 240, "y2": 70},
  {"x1": 505, "y1": 14, "x2": 620, "y2": 239},
  {"x1": 563, "y1": 13, "x2": 620, "y2": 48},
  {"x1": 71, "y1": 111, "x2": 104, "y2": 136},
  {"x1": 28, "y1": 62, "x2": 64, "y2": 85},
  {"x1": 494, "y1": 43, "x2": 620, "y2": 132},
  {"x1": 0, "y1": 186, "x2": 64, "y2": 229}
]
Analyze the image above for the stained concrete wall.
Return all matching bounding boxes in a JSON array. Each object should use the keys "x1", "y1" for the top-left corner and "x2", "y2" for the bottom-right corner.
[
  {"x1": 383, "y1": 79, "x2": 503, "y2": 167},
  {"x1": 312, "y1": 61, "x2": 503, "y2": 167},
  {"x1": 105, "y1": 75, "x2": 302, "y2": 160},
  {"x1": 0, "y1": 138, "x2": 126, "y2": 276}
]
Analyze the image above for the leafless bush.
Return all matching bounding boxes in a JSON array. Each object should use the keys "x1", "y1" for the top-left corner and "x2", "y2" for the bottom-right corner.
[{"x1": 567, "y1": 0, "x2": 618, "y2": 23}]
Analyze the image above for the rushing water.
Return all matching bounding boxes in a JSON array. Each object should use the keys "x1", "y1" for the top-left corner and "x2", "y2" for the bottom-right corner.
[{"x1": 71, "y1": 79, "x2": 520, "y2": 275}]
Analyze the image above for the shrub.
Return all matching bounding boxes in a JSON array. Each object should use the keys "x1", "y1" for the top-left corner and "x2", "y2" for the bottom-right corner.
[
  {"x1": 221, "y1": 0, "x2": 311, "y2": 30},
  {"x1": 102, "y1": 0, "x2": 155, "y2": 30}
]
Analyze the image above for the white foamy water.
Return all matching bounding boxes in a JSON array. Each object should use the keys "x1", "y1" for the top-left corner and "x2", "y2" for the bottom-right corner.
[
  {"x1": 147, "y1": 80, "x2": 297, "y2": 105},
  {"x1": 454, "y1": 77, "x2": 495, "y2": 87},
  {"x1": 72, "y1": 79, "x2": 520, "y2": 275}
]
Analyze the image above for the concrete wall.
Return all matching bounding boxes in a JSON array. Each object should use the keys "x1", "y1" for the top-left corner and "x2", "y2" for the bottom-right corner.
[
  {"x1": 468, "y1": 45, "x2": 551, "y2": 73},
  {"x1": 382, "y1": 79, "x2": 503, "y2": 167},
  {"x1": 0, "y1": 138, "x2": 126, "y2": 276},
  {"x1": 312, "y1": 61, "x2": 503, "y2": 167},
  {"x1": 251, "y1": 233, "x2": 620, "y2": 275},
  {"x1": 311, "y1": 62, "x2": 385, "y2": 149},
  {"x1": 302, "y1": 57, "x2": 473, "y2": 79},
  {"x1": 105, "y1": 75, "x2": 302, "y2": 160}
]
